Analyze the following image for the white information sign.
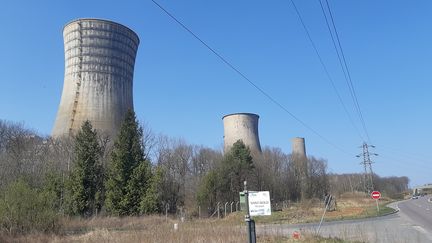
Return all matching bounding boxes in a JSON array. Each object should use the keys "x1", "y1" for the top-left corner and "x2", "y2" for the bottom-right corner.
[{"x1": 248, "y1": 191, "x2": 271, "y2": 216}]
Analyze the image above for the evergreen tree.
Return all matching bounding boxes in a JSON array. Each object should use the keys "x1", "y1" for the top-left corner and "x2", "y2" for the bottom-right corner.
[
  {"x1": 43, "y1": 171, "x2": 65, "y2": 213},
  {"x1": 197, "y1": 140, "x2": 254, "y2": 208},
  {"x1": 196, "y1": 169, "x2": 218, "y2": 211},
  {"x1": 123, "y1": 160, "x2": 152, "y2": 215},
  {"x1": 220, "y1": 140, "x2": 255, "y2": 201},
  {"x1": 140, "y1": 166, "x2": 163, "y2": 214},
  {"x1": 105, "y1": 110, "x2": 154, "y2": 215},
  {"x1": 66, "y1": 120, "x2": 103, "y2": 217}
]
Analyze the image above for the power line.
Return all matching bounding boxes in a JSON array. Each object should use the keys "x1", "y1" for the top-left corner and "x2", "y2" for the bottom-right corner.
[
  {"x1": 322, "y1": 0, "x2": 371, "y2": 143},
  {"x1": 151, "y1": 0, "x2": 349, "y2": 155},
  {"x1": 378, "y1": 147, "x2": 432, "y2": 168},
  {"x1": 379, "y1": 154, "x2": 432, "y2": 171},
  {"x1": 289, "y1": 0, "x2": 365, "y2": 142},
  {"x1": 379, "y1": 145, "x2": 430, "y2": 161}
]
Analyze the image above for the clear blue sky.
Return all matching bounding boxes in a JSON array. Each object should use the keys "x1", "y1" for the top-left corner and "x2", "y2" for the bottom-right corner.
[{"x1": 0, "y1": 1, "x2": 431, "y2": 187}]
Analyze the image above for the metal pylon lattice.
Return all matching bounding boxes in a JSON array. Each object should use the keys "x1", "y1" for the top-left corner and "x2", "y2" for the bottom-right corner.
[
  {"x1": 69, "y1": 21, "x2": 83, "y2": 134},
  {"x1": 357, "y1": 143, "x2": 378, "y2": 194}
]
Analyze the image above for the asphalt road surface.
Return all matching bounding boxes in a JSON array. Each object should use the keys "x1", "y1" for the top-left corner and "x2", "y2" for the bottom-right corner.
[
  {"x1": 398, "y1": 195, "x2": 432, "y2": 233},
  {"x1": 258, "y1": 196, "x2": 432, "y2": 243}
]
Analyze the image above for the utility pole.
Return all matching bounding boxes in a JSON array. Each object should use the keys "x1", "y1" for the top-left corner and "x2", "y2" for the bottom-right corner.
[{"x1": 356, "y1": 143, "x2": 378, "y2": 195}]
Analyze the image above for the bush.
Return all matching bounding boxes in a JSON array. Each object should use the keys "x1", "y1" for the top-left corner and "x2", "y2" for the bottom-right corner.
[{"x1": 0, "y1": 179, "x2": 60, "y2": 235}]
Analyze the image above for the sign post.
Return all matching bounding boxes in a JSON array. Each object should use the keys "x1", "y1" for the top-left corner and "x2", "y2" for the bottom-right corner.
[
  {"x1": 243, "y1": 181, "x2": 255, "y2": 243},
  {"x1": 371, "y1": 191, "x2": 381, "y2": 214},
  {"x1": 239, "y1": 192, "x2": 246, "y2": 211},
  {"x1": 242, "y1": 181, "x2": 272, "y2": 243}
]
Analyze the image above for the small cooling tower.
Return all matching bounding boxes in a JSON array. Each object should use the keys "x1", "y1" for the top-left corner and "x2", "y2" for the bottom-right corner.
[
  {"x1": 223, "y1": 113, "x2": 262, "y2": 153},
  {"x1": 292, "y1": 137, "x2": 306, "y2": 158},
  {"x1": 52, "y1": 18, "x2": 140, "y2": 138}
]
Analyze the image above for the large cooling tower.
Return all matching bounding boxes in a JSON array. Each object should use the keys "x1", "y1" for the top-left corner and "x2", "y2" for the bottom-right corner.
[
  {"x1": 223, "y1": 113, "x2": 261, "y2": 153},
  {"x1": 292, "y1": 137, "x2": 306, "y2": 158},
  {"x1": 52, "y1": 18, "x2": 140, "y2": 137}
]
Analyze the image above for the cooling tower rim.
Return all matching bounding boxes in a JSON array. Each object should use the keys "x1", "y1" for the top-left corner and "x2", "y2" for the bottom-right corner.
[
  {"x1": 222, "y1": 113, "x2": 259, "y2": 120},
  {"x1": 64, "y1": 18, "x2": 140, "y2": 44},
  {"x1": 292, "y1": 137, "x2": 305, "y2": 140}
]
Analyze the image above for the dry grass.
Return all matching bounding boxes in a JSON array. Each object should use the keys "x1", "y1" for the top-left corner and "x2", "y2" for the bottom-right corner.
[
  {"x1": 2, "y1": 216, "x2": 246, "y2": 243},
  {"x1": 1, "y1": 196, "x2": 391, "y2": 242},
  {"x1": 252, "y1": 195, "x2": 395, "y2": 224},
  {"x1": 1, "y1": 216, "x2": 351, "y2": 243},
  {"x1": 252, "y1": 195, "x2": 398, "y2": 242}
]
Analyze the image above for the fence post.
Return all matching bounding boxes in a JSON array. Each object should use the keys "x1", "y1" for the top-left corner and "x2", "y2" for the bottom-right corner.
[
  {"x1": 236, "y1": 201, "x2": 240, "y2": 211},
  {"x1": 180, "y1": 207, "x2": 184, "y2": 222},
  {"x1": 165, "y1": 204, "x2": 169, "y2": 222},
  {"x1": 230, "y1": 201, "x2": 234, "y2": 213},
  {"x1": 198, "y1": 206, "x2": 201, "y2": 219},
  {"x1": 217, "y1": 202, "x2": 220, "y2": 218},
  {"x1": 224, "y1": 202, "x2": 228, "y2": 217}
]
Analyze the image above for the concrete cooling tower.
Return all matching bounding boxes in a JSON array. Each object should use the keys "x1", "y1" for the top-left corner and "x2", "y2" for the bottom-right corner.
[
  {"x1": 223, "y1": 113, "x2": 261, "y2": 153},
  {"x1": 292, "y1": 137, "x2": 306, "y2": 158},
  {"x1": 52, "y1": 18, "x2": 140, "y2": 138}
]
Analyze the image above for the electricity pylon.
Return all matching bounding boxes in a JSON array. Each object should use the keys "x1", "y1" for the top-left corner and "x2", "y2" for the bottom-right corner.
[{"x1": 356, "y1": 143, "x2": 378, "y2": 194}]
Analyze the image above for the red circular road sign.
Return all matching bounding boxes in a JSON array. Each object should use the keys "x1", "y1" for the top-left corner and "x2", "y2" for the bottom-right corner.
[
  {"x1": 292, "y1": 231, "x2": 301, "y2": 239},
  {"x1": 371, "y1": 191, "x2": 381, "y2": 199}
]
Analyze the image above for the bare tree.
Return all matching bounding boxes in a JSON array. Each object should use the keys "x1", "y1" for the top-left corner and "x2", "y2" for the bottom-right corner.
[
  {"x1": 155, "y1": 135, "x2": 223, "y2": 213},
  {"x1": 141, "y1": 121, "x2": 157, "y2": 161},
  {"x1": 0, "y1": 120, "x2": 44, "y2": 188},
  {"x1": 305, "y1": 157, "x2": 329, "y2": 199},
  {"x1": 253, "y1": 147, "x2": 288, "y2": 202}
]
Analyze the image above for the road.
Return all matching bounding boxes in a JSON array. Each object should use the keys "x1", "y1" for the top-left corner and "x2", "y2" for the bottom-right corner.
[
  {"x1": 258, "y1": 196, "x2": 432, "y2": 242},
  {"x1": 398, "y1": 195, "x2": 432, "y2": 233}
]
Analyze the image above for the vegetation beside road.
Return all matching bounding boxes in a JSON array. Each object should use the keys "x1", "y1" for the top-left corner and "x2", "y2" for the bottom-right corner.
[
  {"x1": 0, "y1": 115, "x2": 406, "y2": 242},
  {"x1": 0, "y1": 215, "x2": 356, "y2": 243},
  {"x1": 221, "y1": 192, "x2": 397, "y2": 225},
  {"x1": 0, "y1": 180, "x2": 390, "y2": 242}
]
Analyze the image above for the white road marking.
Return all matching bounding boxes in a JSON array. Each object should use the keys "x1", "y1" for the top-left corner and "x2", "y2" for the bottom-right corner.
[
  {"x1": 412, "y1": 225, "x2": 432, "y2": 241},
  {"x1": 390, "y1": 202, "x2": 400, "y2": 211},
  {"x1": 413, "y1": 226, "x2": 427, "y2": 234}
]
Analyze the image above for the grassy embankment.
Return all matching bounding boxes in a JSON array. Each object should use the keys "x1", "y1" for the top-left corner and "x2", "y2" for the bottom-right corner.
[
  {"x1": 1, "y1": 193, "x2": 394, "y2": 242},
  {"x1": 1, "y1": 216, "x2": 352, "y2": 243},
  {"x1": 254, "y1": 194, "x2": 396, "y2": 224}
]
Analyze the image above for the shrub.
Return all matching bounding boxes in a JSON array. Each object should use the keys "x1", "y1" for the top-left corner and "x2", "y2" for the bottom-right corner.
[{"x1": 0, "y1": 179, "x2": 60, "y2": 235}]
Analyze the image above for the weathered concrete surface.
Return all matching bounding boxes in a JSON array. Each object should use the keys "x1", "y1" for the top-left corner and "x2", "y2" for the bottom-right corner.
[
  {"x1": 223, "y1": 113, "x2": 261, "y2": 153},
  {"x1": 291, "y1": 137, "x2": 306, "y2": 158},
  {"x1": 52, "y1": 18, "x2": 139, "y2": 138}
]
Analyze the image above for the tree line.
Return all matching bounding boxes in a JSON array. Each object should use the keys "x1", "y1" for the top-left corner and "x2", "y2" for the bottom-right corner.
[
  {"x1": 0, "y1": 111, "x2": 160, "y2": 234},
  {"x1": 0, "y1": 115, "x2": 409, "y2": 234},
  {"x1": 329, "y1": 173, "x2": 409, "y2": 199}
]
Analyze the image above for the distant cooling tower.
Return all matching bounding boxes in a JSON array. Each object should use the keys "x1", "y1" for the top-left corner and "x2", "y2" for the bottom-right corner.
[
  {"x1": 223, "y1": 113, "x2": 262, "y2": 153},
  {"x1": 292, "y1": 137, "x2": 306, "y2": 158},
  {"x1": 52, "y1": 18, "x2": 140, "y2": 137}
]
